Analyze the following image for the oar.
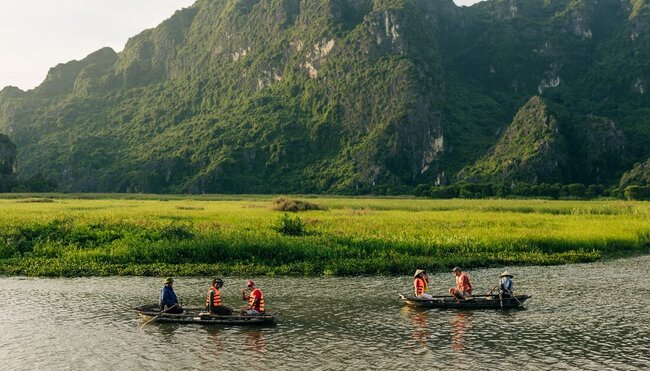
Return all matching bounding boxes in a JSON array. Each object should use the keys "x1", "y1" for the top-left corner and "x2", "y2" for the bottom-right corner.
[
  {"x1": 487, "y1": 285, "x2": 498, "y2": 295},
  {"x1": 509, "y1": 292, "x2": 523, "y2": 306},
  {"x1": 141, "y1": 304, "x2": 178, "y2": 328}
]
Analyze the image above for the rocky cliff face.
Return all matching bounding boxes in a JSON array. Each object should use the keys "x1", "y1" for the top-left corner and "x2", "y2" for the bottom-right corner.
[
  {"x1": 0, "y1": 134, "x2": 16, "y2": 176},
  {"x1": 620, "y1": 158, "x2": 650, "y2": 186},
  {"x1": 456, "y1": 96, "x2": 568, "y2": 184},
  {"x1": 456, "y1": 96, "x2": 632, "y2": 185},
  {"x1": 0, "y1": 0, "x2": 649, "y2": 193}
]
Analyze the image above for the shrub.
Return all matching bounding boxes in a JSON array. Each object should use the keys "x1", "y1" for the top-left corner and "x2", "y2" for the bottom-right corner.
[
  {"x1": 159, "y1": 224, "x2": 194, "y2": 240},
  {"x1": 565, "y1": 184, "x2": 587, "y2": 198},
  {"x1": 413, "y1": 184, "x2": 432, "y2": 197},
  {"x1": 272, "y1": 213, "x2": 307, "y2": 236},
  {"x1": 271, "y1": 197, "x2": 326, "y2": 212},
  {"x1": 624, "y1": 185, "x2": 650, "y2": 200}
]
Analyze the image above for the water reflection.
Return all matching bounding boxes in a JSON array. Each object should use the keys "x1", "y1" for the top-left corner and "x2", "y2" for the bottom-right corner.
[
  {"x1": 202, "y1": 327, "x2": 225, "y2": 359},
  {"x1": 1, "y1": 256, "x2": 649, "y2": 370},
  {"x1": 149, "y1": 323, "x2": 180, "y2": 340},
  {"x1": 450, "y1": 311, "x2": 474, "y2": 352},
  {"x1": 410, "y1": 309, "x2": 430, "y2": 350}
]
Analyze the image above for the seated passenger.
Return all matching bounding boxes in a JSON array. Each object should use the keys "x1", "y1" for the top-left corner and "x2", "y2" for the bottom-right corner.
[
  {"x1": 240, "y1": 280, "x2": 265, "y2": 315},
  {"x1": 206, "y1": 278, "x2": 233, "y2": 315},
  {"x1": 449, "y1": 267, "x2": 473, "y2": 300},
  {"x1": 160, "y1": 277, "x2": 183, "y2": 314},
  {"x1": 413, "y1": 269, "x2": 433, "y2": 299}
]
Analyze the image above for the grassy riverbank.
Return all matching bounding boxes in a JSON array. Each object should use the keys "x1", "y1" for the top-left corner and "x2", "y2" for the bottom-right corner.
[{"x1": 0, "y1": 195, "x2": 648, "y2": 276}]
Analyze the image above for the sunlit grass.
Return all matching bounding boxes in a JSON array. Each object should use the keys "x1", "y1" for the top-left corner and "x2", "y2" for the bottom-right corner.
[{"x1": 0, "y1": 195, "x2": 648, "y2": 276}]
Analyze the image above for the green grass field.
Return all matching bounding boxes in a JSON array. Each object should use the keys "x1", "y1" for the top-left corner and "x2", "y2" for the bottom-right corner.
[{"x1": 0, "y1": 194, "x2": 648, "y2": 276}]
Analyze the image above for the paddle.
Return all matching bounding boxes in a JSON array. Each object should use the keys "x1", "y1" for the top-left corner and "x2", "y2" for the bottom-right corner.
[
  {"x1": 509, "y1": 292, "x2": 523, "y2": 306},
  {"x1": 141, "y1": 304, "x2": 179, "y2": 328}
]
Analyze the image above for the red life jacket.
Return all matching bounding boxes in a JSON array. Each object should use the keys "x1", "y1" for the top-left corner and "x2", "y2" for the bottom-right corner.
[
  {"x1": 205, "y1": 287, "x2": 221, "y2": 307},
  {"x1": 456, "y1": 273, "x2": 473, "y2": 294},
  {"x1": 414, "y1": 277, "x2": 428, "y2": 296},
  {"x1": 247, "y1": 288, "x2": 265, "y2": 313}
]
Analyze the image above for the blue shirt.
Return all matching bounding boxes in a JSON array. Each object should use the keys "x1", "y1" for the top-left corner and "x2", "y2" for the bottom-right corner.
[
  {"x1": 160, "y1": 286, "x2": 178, "y2": 307},
  {"x1": 500, "y1": 277, "x2": 514, "y2": 295}
]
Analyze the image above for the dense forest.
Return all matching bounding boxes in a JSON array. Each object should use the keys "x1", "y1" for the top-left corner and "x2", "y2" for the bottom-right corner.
[{"x1": 1, "y1": 0, "x2": 650, "y2": 196}]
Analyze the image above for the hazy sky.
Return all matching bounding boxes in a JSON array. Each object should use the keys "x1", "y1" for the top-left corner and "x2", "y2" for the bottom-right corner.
[{"x1": 0, "y1": 0, "x2": 482, "y2": 91}]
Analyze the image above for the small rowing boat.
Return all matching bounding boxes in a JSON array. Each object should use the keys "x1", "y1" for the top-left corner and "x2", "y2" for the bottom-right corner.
[
  {"x1": 134, "y1": 304, "x2": 277, "y2": 325},
  {"x1": 399, "y1": 294, "x2": 530, "y2": 310}
]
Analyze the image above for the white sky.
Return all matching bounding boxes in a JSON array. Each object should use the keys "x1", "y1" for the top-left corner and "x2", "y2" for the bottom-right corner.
[{"x1": 0, "y1": 0, "x2": 482, "y2": 91}]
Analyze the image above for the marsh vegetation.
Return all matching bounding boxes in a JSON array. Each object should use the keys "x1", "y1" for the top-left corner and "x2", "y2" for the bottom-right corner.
[{"x1": 0, "y1": 195, "x2": 648, "y2": 276}]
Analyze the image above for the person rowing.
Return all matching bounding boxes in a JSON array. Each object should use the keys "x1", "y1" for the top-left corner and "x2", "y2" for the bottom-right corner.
[
  {"x1": 160, "y1": 277, "x2": 183, "y2": 314},
  {"x1": 449, "y1": 266, "x2": 473, "y2": 300},
  {"x1": 413, "y1": 269, "x2": 433, "y2": 299},
  {"x1": 241, "y1": 280, "x2": 265, "y2": 315},
  {"x1": 488, "y1": 271, "x2": 515, "y2": 298},
  {"x1": 206, "y1": 278, "x2": 233, "y2": 315},
  {"x1": 498, "y1": 271, "x2": 514, "y2": 297}
]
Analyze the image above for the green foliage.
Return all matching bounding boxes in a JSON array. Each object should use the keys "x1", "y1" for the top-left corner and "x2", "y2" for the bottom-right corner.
[
  {"x1": 1, "y1": 0, "x2": 650, "y2": 194},
  {"x1": 624, "y1": 185, "x2": 650, "y2": 200},
  {"x1": 620, "y1": 159, "x2": 650, "y2": 188},
  {"x1": 271, "y1": 197, "x2": 326, "y2": 212},
  {"x1": 420, "y1": 182, "x2": 620, "y2": 200},
  {"x1": 0, "y1": 195, "x2": 648, "y2": 276},
  {"x1": 272, "y1": 212, "x2": 307, "y2": 236}
]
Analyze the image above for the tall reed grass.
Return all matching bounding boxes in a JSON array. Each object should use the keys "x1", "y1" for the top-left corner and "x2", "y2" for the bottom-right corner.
[{"x1": 0, "y1": 196, "x2": 647, "y2": 276}]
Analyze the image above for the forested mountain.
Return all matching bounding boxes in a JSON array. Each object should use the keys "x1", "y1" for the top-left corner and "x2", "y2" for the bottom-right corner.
[{"x1": 1, "y1": 0, "x2": 649, "y2": 193}]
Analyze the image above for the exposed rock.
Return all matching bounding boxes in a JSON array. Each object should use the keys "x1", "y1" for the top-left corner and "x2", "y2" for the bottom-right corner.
[
  {"x1": 0, "y1": 134, "x2": 16, "y2": 175},
  {"x1": 37, "y1": 47, "x2": 118, "y2": 96},
  {"x1": 456, "y1": 96, "x2": 568, "y2": 184},
  {"x1": 570, "y1": 116, "x2": 627, "y2": 184},
  {"x1": 1, "y1": 0, "x2": 650, "y2": 193},
  {"x1": 620, "y1": 158, "x2": 650, "y2": 187}
]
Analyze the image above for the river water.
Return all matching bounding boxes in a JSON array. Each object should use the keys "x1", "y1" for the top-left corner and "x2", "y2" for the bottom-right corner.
[{"x1": 1, "y1": 256, "x2": 649, "y2": 370}]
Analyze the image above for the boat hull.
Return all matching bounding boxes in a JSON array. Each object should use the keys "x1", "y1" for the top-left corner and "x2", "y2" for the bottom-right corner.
[
  {"x1": 399, "y1": 294, "x2": 530, "y2": 310},
  {"x1": 135, "y1": 305, "x2": 277, "y2": 325}
]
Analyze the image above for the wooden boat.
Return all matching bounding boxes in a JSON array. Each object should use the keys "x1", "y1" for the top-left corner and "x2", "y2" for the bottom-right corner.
[
  {"x1": 399, "y1": 294, "x2": 530, "y2": 310},
  {"x1": 135, "y1": 304, "x2": 277, "y2": 325}
]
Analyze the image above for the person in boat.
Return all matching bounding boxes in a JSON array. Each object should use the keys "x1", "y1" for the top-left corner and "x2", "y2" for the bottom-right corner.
[
  {"x1": 498, "y1": 271, "x2": 514, "y2": 297},
  {"x1": 241, "y1": 280, "x2": 265, "y2": 316},
  {"x1": 413, "y1": 269, "x2": 433, "y2": 299},
  {"x1": 160, "y1": 277, "x2": 183, "y2": 314},
  {"x1": 449, "y1": 266, "x2": 473, "y2": 299},
  {"x1": 206, "y1": 278, "x2": 233, "y2": 315}
]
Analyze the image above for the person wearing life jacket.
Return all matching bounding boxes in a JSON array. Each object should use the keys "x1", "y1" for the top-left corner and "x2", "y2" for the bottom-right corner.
[
  {"x1": 413, "y1": 269, "x2": 433, "y2": 299},
  {"x1": 240, "y1": 280, "x2": 265, "y2": 316},
  {"x1": 206, "y1": 278, "x2": 233, "y2": 315},
  {"x1": 498, "y1": 271, "x2": 514, "y2": 297},
  {"x1": 449, "y1": 267, "x2": 473, "y2": 299},
  {"x1": 160, "y1": 277, "x2": 183, "y2": 314}
]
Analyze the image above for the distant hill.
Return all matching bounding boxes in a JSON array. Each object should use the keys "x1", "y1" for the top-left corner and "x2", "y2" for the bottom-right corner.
[{"x1": 1, "y1": 0, "x2": 650, "y2": 193}]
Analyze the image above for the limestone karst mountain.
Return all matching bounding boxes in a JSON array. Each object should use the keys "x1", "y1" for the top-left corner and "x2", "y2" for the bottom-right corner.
[{"x1": 1, "y1": 0, "x2": 649, "y2": 193}]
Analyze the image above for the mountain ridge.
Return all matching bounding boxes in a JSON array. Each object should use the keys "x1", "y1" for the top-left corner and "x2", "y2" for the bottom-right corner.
[{"x1": 1, "y1": 0, "x2": 649, "y2": 193}]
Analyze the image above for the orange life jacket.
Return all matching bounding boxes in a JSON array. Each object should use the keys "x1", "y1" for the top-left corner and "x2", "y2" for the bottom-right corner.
[
  {"x1": 205, "y1": 287, "x2": 222, "y2": 307},
  {"x1": 247, "y1": 288, "x2": 265, "y2": 313},
  {"x1": 414, "y1": 277, "x2": 428, "y2": 296},
  {"x1": 456, "y1": 273, "x2": 472, "y2": 294}
]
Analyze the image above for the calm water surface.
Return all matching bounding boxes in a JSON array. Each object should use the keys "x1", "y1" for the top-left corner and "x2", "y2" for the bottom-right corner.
[{"x1": 1, "y1": 256, "x2": 649, "y2": 370}]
